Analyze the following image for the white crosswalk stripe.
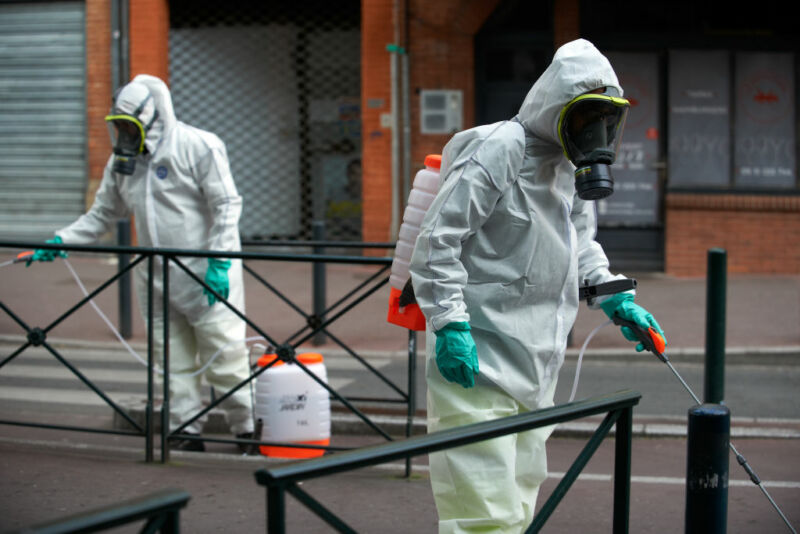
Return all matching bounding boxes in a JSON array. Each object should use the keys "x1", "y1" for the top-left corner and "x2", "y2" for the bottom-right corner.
[{"x1": 0, "y1": 341, "x2": 391, "y2": 409}]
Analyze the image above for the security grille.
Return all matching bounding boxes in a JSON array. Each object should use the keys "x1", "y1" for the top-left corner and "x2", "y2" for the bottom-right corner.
[
  {"x1": 169, "y1": 1, "x2": 361, "y2": 241},
  {"x1": 0, "y1": 1, "x2": 87, "y2": 241}
]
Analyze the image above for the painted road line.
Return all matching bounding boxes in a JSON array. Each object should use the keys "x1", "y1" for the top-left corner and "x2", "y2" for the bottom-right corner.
[{"x1": 374, "y1": 463, "x2": 800, "y2": 489}]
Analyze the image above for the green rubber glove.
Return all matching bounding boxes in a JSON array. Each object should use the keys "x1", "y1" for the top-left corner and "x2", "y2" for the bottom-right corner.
[
  {"x1": 434, "y1": 322, "x2": 479, "y2": 388},
  {"x1": 600, "y1": 292, "x2": 666, "y2": 352},
  {"x1": 203, "y1": 258, "x2": 231, "y2": 306},
  {"x1": 26, "y1": 236, "x2": 68, "y2": 267}
]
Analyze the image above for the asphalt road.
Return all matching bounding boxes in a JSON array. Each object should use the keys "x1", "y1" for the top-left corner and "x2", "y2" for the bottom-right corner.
[{"x1": 0, "y1": 427, "x2": 798, "y2": 533}]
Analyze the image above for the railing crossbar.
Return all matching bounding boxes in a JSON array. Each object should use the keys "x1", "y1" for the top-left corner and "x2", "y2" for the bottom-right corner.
[
  {"x1": 44, "y1": 255, "x2": 145, "y2": 335},
  {"x1": 0, "y1": 337, "x2": 30, "y2": 370},
  {"x1": 18, "y1": 488, "x2": 190, "y2": 534},
  {"x1": 290, "y1": 274, "x2": 389, "y2": 349},
  {"x1": 43, "y1": 342, "x2": 143, "y2": 432},
  {"x1": 169, "y1": 356, "x2": 282, "y2": 437},
  {"x1": 0, "y1": 299, "x2": 33, "y2": 335},
  {"x1": 1, "y1": 241, "x2": 409, "y2": 458},
  {"x1": 241, "y1": 259, "x2": 409, "y2": 428},
  {"x1": 0, "y1": 419, "x2": 144, "y2": 437},
  {"x1": 257, "y1": 390, "x2": 640, "y2": 485},
  {"x1": 0, "y1": 240, "x2": 394, "y2": 265},
  {"x1": 199, "y1": 434, "x2": 352, "y2": 452},
  {"x1": 527, "y1": 409, "x2": 621, "y2": 532},
  {"x1": 317, "y1": 328, "x2": 407, "y2": 400},
  {"x1": 170, "y1": 256, "x2": 281, "y2": 349},
  {"x1": 169, "y1": 336, "x2": 394, "y2": 442},
  {"x1": 243, "y1": 239, "x2": 394, "y2": 249},
  {"x1": 286, "y1": 483, "x2": 358, "y2": 534},
  {"x1": 318, "y1": 265, "x2": 390, "y2": 320},
  {"x1": 242, "y1": 263, "x2": 309, "y2": 318},
  {"x1": 283, "y1": 266, "x2": 389, "y2": 346},
  {"x1": 256, "y1": 390, "x2": 640, "y2": 534}
]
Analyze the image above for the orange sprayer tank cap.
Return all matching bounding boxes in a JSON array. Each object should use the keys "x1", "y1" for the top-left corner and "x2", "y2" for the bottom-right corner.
[{"x1": 424, "y1": 154, "x2": 442, "y2": 169}]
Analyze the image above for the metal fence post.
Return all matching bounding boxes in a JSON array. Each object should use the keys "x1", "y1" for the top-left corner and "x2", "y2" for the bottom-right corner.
[
  {"x1": 161, "y1": 256, "x2": 170, "y2": 463},
  {"x1": 117, "y1": 219, "x2": 132, "y2": 339},
  {"x1": 146, "y1": 255, "x2": 154, "y2": 463},
  {"x1": 705, "y1": 248, "x2": 727, "y2": 404},
  {"x1": 267, "y1": 486, "x2": 287, "y2": 534},
  {"x1": 685, "y1": 404, "x2": 730, "y2": 533},
  {"x1": 405, "y1": 329, "x2": 417, "y2": 478},
  {"x1": 613, "y1": 405, "x2": 633, "y2": 534},
  {"x1": 312, "y1": 220, "x2": 326, "y2": 346}
]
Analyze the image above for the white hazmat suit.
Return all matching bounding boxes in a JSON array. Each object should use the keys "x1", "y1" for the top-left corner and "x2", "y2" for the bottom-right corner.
[
  {"x1": 56, "y1": 74, "x2": 253, "y2": 438},
  {"x1": 409, "y1": 39, "x2": 628, "y2": 532}
]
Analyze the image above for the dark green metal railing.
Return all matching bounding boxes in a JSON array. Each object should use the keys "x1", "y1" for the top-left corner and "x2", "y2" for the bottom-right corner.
[
  {"x1": 255, "y1": 389, "x2": 641, "y2": 534},
  {"x1": 0, "y1": 240, "x2": 414, "y2": 463},
  {"x1": 15, "y1": 488, "x2": 190, "y2": 533}
]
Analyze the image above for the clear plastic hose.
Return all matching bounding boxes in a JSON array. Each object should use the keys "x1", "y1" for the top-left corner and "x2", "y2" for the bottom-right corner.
[
  {"x1": 60, "y1": 258, "x2": 264, "y2": 378},
  {"x1": 568, "y1": 318, "x2": 612, "y2": 403}
]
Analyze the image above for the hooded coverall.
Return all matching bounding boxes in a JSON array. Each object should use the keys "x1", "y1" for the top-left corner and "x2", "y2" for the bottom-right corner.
[
  {"x1": 409, "y1": 39, "x2": 628, "y2": 532},
  {"x1": 56, "y1": 74, "x2": 253, "y2": 436}
]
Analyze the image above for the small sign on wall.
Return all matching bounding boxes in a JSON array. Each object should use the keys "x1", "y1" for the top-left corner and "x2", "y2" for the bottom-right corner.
[{"x1": 420, "y1": 90, "x2": 463, "y2": 134}]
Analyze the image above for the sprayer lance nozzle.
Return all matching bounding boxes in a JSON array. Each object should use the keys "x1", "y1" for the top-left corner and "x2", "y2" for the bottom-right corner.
[{"x1": 611, "y1": 315, "x2": 668, "y2": 363}]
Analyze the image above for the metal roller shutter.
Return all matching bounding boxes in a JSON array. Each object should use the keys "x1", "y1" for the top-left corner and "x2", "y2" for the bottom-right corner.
[
  {"x1": 0, "y1": 1, "x2": 87, "y2": 241},
  {"x1": 169, "y1": 1, "x2": 361, "y2": 241}
]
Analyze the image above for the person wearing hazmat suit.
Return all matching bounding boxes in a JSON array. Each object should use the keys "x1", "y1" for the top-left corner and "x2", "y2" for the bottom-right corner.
[
  {"x1": 27, "y1": 74, "x2": 254, "y2": 452},
  {"x1": 408, "y1": 39, "x2": 666, "y2": 532}
]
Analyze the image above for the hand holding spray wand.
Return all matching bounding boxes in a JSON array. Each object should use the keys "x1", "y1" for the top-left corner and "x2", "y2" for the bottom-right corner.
[{"x1": 611, "y1": 313, "x2": 797, "y2": 534}]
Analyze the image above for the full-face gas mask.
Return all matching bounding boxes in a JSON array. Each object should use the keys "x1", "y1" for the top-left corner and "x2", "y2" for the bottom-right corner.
[
  {"x1": 104, "y1": 90, "x2": 159, "y2": 175},
  {"x1": 558, "y1": 90, "x2": 630, "y2": 200}
]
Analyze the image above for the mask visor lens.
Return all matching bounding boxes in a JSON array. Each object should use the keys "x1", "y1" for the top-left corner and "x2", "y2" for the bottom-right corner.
[
  {"x1": 105, "y1": 116, "x2": 145, "y2": 154},
  {"x1": 559, "y1": 95, "x2": 629, "y2": 166}
]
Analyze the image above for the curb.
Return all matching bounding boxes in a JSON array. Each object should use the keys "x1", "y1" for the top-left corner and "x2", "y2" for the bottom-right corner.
[
  {"x1": 2, "y1": 334, "x2": 799, "y2": 366},
  {"x1": 113, "y1": 399, "x2": 800, "y2": 441}
]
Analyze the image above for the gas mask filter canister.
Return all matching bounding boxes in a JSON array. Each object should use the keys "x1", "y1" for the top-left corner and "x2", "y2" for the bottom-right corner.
[{"x1": 558, "y1": 92, "x2": 630, "y2": 200}]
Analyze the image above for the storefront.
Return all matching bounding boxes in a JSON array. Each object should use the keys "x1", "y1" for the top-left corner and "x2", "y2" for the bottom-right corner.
[{"x1": 11, "y1": 0, "x2": 796, "y2": 275}]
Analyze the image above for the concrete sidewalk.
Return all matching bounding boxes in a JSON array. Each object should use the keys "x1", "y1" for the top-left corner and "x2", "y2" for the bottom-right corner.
[
  {"x1": 1, "y1": 249, "x2": 798, "y2": 354},
  {"x1": 1, "y1": 250, "x2": 799, "y2": 533},
  {"x1": 2, "y1": 425, "x2": 798, "y2": 533},
  {"x1": 1, "y1": 250, "x2": 799, "y2": 435}
]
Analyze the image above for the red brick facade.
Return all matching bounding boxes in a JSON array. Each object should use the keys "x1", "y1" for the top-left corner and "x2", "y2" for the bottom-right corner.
[
  {"x1": 405, "y1": 0, "x2": 501, "y2": 173},
  {"x1": 84, "y1": 0, "x2": 169, "y2": 215},
  {"x1": 665, "y1": 194, "x2": 800, "y2": 276},
  {"x1": 85, "y1": 0, "x2": 112, "y2": 206},
  {"x1": 360, "y1": 0, "x2": 395, "y2": 244},
  {"x1": 81, "y1": 1, "x2": 797, "y2": 276},
  {"x1": 362, "y1": 0, "x2": 580, "y2": 246},
  {"x1": 129, "y1": 0, "x2": 170, "y2": 82}
]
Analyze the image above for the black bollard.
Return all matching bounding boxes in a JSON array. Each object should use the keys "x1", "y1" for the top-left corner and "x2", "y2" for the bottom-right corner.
[
  {"x1": 705, "y1": 248, "x2": 727, "y2": 404},
  {"x1": 685, "y1": 403, "x2": 730, "y2": 534},
  {"x1": 117, "y1": 219, "x2": 132, "y2": 339},
  {"x1": 312, "y1": 220, "x2": 327, "y2": 346}
]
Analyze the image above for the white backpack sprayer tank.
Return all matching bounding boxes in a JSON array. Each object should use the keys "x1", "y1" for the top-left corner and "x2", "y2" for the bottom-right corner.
[
  {"x1": 386, "y1": 154, "x2": 442, "y2": 331},
  {"x1": 254, "y1": 352, "x2": 331, "y2": 458}
]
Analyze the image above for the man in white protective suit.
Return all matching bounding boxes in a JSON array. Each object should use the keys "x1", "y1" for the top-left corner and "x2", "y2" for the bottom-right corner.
[
  {"x1": 28, "y1": 74, "x2": 254, "y2": 453},
  {"x1": 409, "y1": 39, "x2": 666, "y2": 532}
]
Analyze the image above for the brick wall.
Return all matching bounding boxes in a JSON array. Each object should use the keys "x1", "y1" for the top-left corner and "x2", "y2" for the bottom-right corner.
[
  {"x1": 84, "y1": 0, "x2": 169, "y2": 212},
  {"x1": 360, "y1": 0, "x2": 395, "y2": 244},
  {"x1": 406, "y1": 0, "x2": 499, "y2": 172},
  {"x1": 361, "y1": 0, "x2": 499, "y2": 243},
  {"x1": 85, "y1": 0, "x2": 112, "y2": 209},
  {"x1": 665, "y1": 194, "x2": 800, "y2": 276},
  {"x1": 85, "y1": 1, "x2": 798, "y2": 276},
  {"x1": 129, "y1": 0, "x2": 170, "y2": 82},
  {"x1": 553, "y1": 0, "x2": 579, "y2": 47}
]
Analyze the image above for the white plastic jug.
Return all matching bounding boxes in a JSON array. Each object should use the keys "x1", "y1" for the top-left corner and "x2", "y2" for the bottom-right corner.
[
  {"x1": 389, "y1": 154, "x2": 442, "y2": 290},
  {"x1": 254, "y1": 352, "x2": 331, "y2": 458}
]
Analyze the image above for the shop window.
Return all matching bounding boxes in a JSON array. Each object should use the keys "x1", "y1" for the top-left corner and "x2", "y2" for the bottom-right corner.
[{"x1": 667, "y1": 50, "x2": 796, "y2": 191}]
